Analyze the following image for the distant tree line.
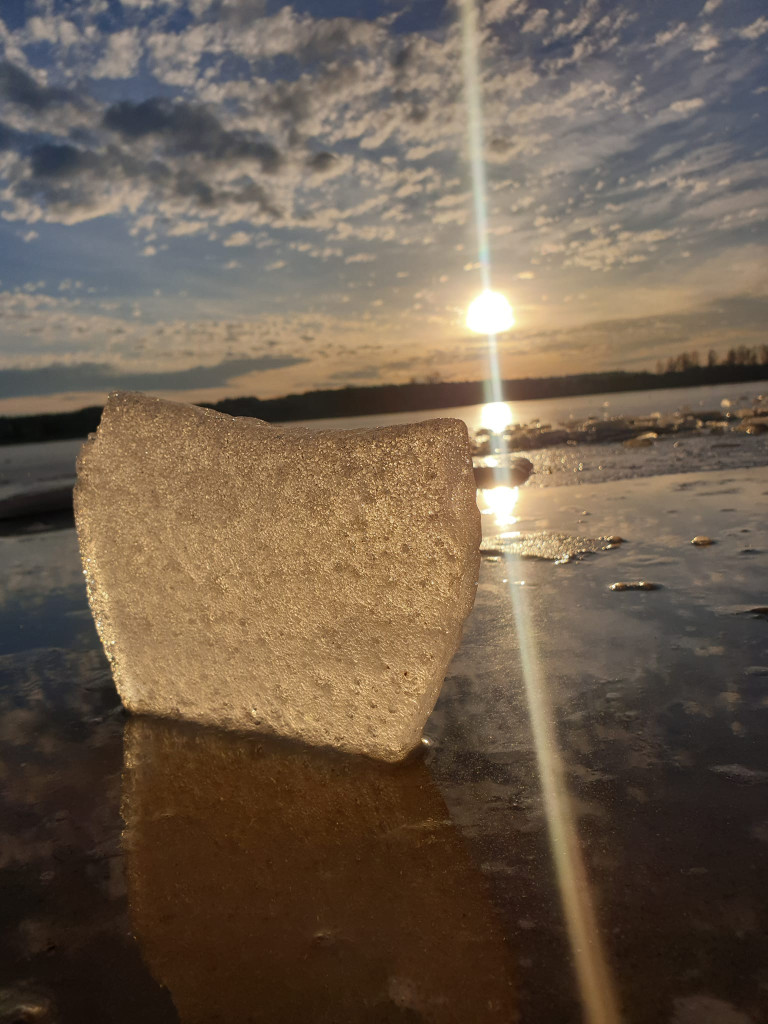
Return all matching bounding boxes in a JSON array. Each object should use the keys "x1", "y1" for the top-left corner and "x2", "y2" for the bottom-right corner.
[
  {"x1": 2, "y1": 358, "x2": 768, "y2": 445},
  {"x1": 657, "y1": 345, "x2": 768, "y2": 374}
]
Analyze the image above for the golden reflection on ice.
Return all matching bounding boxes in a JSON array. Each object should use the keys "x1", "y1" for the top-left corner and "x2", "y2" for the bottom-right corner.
[
  {"x1": 509, "y1": 579, "x2": 621, "y2": 1024},
  {"x1": 481, "y1": 485, "x2": 519, "y2": 527},
  {"x1": 480, "y1": 401, "x2": 514, "y2": 434},
  {"x1": 122, "y1": 718, "x2": 519, "y2": 1022}
]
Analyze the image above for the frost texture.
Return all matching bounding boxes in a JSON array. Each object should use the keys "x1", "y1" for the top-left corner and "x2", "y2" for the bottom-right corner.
[{"x1": 74, "y1": 391, "x2": 480, "y2": 761}]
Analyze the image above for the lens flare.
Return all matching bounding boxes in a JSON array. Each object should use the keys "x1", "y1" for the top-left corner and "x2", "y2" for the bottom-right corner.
[
  {"x1": 466, "y1": 290, "x2": 515, "y2": 335},
  {"x1": 458, "y1": 0, "x2": 622, "y2": 1019},
  {"x1": 480, "y1": 401, "x2": 513, "y2": 433}
]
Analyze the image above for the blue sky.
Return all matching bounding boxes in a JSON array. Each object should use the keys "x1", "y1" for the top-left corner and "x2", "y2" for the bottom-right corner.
[{"x1": 0, "y1": 0, "x2": 766, "y2": 413}]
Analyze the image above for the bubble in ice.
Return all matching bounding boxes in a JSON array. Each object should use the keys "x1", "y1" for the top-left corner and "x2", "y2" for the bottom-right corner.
[{"x1": 74, "y1": 391, "x2": 481, "y2": 762}]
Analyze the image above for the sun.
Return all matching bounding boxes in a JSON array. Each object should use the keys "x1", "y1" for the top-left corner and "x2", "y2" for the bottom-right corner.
[{"x1": 466, "y1": 290, "x2": 515, "y2": 334}]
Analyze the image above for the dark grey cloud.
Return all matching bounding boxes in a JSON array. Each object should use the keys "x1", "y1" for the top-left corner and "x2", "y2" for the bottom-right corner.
[
  {"x1": 0, "y1": 355, "x2": 309, "y2": 400},
  {"x1": 299, "y1": 22, "x2": 355, "y2": 61},
  {"x1": 15, "y1": 135, "x2": 280, "y2": 217},
  {"x1": 0, "y1": 60, "x2": 74, "y2": 111},
  {"x1": 217, "y1": 0, "x2": 269, "y2": 27},
  {"x1": 306, "y1": 151, "x2": 337, "y2": 173},
  {"x1": 0, "y1": 120, "x2": 18, "y2": 151},
  {"x1": 392, "y1": 46, "x2": 413, "y2": 71},
  {"x1": 328, "y1": 364, "x2": 382, "y2": 382},
  {"x1": 103, "y1": 97, "x2": 281, "y2": 172},
  {"x1": 268, "y1": 60, "x2": 361, "y2": 127},
  {"x1": 390, "y1": 86, "x2": 431, "y2": 124},
  {"x1": 15, "y1": 140, "x2": 172, "y2": 213},
  {"x1": 29, "y1": 142, "x2": 100, "y2": 178}
]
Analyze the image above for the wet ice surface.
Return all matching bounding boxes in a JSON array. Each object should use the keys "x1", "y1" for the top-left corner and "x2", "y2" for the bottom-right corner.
[
  {"x1": 477, "y1": 429, "x2": 768, "y2": 489},
  {"x1": 2, "y1": 467, "x2": 768, "y2": 1022},
  {"x1": 122, "y1": 718, "x2": 517, "y2": 1023}
]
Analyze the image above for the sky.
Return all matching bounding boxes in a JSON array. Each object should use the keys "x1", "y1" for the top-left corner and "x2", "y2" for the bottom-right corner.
[{"x1": 0, "y1": 0, "x2": 766, "y2": 415}]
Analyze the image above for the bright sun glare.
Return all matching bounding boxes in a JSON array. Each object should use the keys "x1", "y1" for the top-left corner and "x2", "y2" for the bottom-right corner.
[
  {"x1": 481, "y1": 485, "x2": 519, "y2": 527},
  {"x1": 480, "y1": 401, "x2": 514, "y2": 433},
  {"x1": 466, "y1": 289, "x2": 515, "y2": 335}
]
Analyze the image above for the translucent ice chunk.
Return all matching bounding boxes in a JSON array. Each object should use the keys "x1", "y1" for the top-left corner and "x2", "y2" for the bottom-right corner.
[{"x1": 74, "y1": 392, "x2": 480, "y2": 761}]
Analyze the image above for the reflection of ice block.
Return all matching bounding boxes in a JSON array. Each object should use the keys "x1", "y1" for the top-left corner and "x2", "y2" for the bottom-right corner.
[
  {"x1": 75, "y1": 391, "x2": 480, "y2": 761},
  {"x1": 123, "y1": 718, "x2": 518, "y2": 1023}
]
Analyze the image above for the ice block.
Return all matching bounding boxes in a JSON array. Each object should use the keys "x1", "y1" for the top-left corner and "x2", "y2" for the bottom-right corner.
[{"x1": 74, "y1": 392, "x2": 480, "y2": 761}]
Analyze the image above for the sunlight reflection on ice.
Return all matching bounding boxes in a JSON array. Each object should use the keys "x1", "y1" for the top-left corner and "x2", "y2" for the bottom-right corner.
[
  {"x1": 480, "y1": 401, "x2": 514, "y2": 434},
  {"x1": 480, "y1": 485, "x2": 519, "y2": 528}
]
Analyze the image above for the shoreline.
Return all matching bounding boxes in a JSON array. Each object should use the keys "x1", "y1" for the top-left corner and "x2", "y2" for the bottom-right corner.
[{"x1": 2, "y1": 366, "x2": 767, "y2": 446}]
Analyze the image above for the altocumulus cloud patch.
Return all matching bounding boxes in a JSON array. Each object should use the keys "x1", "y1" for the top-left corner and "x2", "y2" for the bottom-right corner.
[{"x1": 0, "y1": 0, "x2": 766, "y2": 405}]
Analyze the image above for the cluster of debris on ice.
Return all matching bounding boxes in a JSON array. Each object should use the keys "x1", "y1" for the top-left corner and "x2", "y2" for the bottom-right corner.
[{"x1": 470, "y1": 397, "x2": 768, "y2": 457}]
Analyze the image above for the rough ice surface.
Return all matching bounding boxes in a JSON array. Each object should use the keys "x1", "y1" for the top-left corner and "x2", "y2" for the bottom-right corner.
[{"x1": 74, "y1": 391, "x2": 480, "y2": 761}]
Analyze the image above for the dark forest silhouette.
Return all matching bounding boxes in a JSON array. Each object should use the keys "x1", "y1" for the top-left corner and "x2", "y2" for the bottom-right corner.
[{"x1": 2, "y1": 346, "x2": 767, "y2": 445}]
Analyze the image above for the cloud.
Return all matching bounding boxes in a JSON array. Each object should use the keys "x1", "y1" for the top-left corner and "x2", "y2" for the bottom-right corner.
[
  {"x1": 29, "y1": 142, "x2": 101, "y2": 179},
  {"x1": 484, "y1": 0, "x2": 527, "y2": 26},
  {"x1": 500, "y1": 293, "x2": 768, "y2": 372},
  {"x1": 736, "y1": 17, "x2": 768, "y2": 40},
  {"x1": 167, "y1": 220, "x2": 206, "y2": 237},
  {"x1": 0, "y1": 0, "x2": 766, "y2": 406},
  {"x1": 0, "y1": 60, "x2": 73, "y2": 111},
  {"x1": 0, "y1": 120, "x2": 19, "y2": 150},
  {"x1": 653, "y1": 22, "x2": 687, "y2": 46},
  {"x1": 103, "y1": 97, "x2": 281, "y2": 172},
  {"x1": 522, "y1": 9, "x2": 548, "y2": 34},
  {"x1": 0, "y1": 355, "x2": 310, "y2": 400},
  {"x1": 306, "y1": 151, "x2": 337, "y2": 173},
  {"x1": 91, "y1": 29, "x2": 142, "y2": 80},
  {"x1": 691, "y1": 26, "x2": 719, "y2": 51},
  {"x1": 667, "y1": 97, "x2": 706, "y2": 116},
  {"x1": 223, "y1": 231, "x2": 253, "y2": 246}
]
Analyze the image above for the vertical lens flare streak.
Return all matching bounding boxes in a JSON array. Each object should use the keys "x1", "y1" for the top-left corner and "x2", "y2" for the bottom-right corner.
[
  {"x1": 510, "y1": 578, "x2": 623, "y2": 1024},
  {"x1": 458, "y1": 2, "x2": 622, "y2": 1020},
  {"x1": 459, "y1": 0, "x2": 490, "y2": 295},
  {"x1": 458, "y1": 0, "x2": 504, "y2": 406}
]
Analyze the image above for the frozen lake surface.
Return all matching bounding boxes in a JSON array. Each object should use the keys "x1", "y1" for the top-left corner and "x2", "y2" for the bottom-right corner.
[{"x1": 2, "y1": 467, "x2": 767, "y2": 1022}]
